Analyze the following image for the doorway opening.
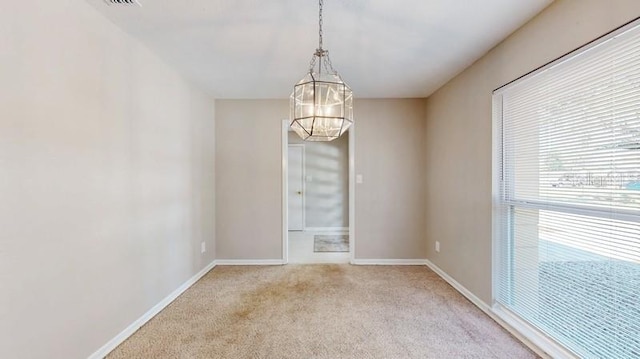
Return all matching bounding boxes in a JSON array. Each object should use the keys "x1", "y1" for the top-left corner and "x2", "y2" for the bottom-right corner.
[{"x1": 281, "y1": 119, "x2": 355, "y2": 264}]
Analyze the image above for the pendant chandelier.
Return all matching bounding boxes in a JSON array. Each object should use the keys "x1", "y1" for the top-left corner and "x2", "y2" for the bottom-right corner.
[{"x1": 290, "y1": 0, "x2": 353, "y2": 141}]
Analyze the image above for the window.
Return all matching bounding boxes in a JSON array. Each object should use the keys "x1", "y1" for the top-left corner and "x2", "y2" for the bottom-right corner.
[{"x1": 493, "y1": 19, "x2": 640, "y2": 358}]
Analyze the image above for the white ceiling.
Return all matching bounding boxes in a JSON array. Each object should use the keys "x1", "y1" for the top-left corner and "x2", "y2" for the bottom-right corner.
[{"x1": 86, "y1": 0, "x2": 553, "y2": 99}]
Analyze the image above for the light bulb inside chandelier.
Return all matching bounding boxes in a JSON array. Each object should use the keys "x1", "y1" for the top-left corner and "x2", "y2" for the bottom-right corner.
[{"x1": 290, "y1": 0, "x2": 353, "y2": 141}]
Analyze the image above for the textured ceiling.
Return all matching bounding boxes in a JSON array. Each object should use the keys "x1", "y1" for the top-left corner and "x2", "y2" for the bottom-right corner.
[{"x1": 86, "y1": 0, "x2": 553, "y2": 98}]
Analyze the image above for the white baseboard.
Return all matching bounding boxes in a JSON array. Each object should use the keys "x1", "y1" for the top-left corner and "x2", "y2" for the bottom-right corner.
[
  {"x1": 424, "y1": 260, "x2": 569, "y2": 359},
  {"x1": 88, "y1": 260, "x2": 216, "y2": 359},
  {"x1": 304, "y1": 227, "x2": 349, "y2": 232},
  {"x1": 351, "y1": 259, "x2": 428, "y2": 265},
  {"x1": 214, "y1": 259, "x2": 285, "y2": 265},
  {"x1": 492, "y1": 304, "x2": 576, "y2": 359},
  {"x1": 424, "y1": 260, "x2": 491, "y2": 311}
]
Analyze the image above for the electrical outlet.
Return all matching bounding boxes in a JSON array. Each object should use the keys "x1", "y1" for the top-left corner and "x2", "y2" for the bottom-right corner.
[
  {"x1": 201, "y1": 242, "x2": 206, "y2": 254},
  {"x1": 435, "y1": 241, "x2": 440, "y2": 253}
]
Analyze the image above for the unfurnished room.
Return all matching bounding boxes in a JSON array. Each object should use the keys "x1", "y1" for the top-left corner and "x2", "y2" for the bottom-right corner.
[{"x1": 2, "y1": 1, "x2": 640, "y2": 358}]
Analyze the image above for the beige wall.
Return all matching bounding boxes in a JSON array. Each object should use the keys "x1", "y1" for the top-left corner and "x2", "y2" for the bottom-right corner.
[
  {"x1": 0, "y1": 1, "x2": 216, "y2": 359},
  {"x1": 215, "y1": 100, "x2": 286, "y2": 260},
  {"x1": 289, "y1": 132, "x2": 349, "y2": 229},
  {"x1": 424, "y1": 0, "x2": 640, "y2": 304},
  {"x1": 355, "y1": 99, "x2": 427, "y2": 259},
  {"x1": 215, "y1": 98, "x2": 427, "y2": 260}
]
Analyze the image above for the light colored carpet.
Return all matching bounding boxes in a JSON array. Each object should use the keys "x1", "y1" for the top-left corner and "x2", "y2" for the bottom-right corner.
[
  {"x1": 108, "y1": 265, "x2": 538, "y2": 359},
  {"x1": 314, "y1": 235, "x2": 349, "y2": 252}
]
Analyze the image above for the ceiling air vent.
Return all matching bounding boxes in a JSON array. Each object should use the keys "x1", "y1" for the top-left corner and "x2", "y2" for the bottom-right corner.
[{"x1": 104, "y1": 0, "x2": 142, "y2": 6}]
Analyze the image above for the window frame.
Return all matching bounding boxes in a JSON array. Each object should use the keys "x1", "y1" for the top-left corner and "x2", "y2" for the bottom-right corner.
[{"x1": 491, "y1": 16, "x2": 640, "y2": 359}]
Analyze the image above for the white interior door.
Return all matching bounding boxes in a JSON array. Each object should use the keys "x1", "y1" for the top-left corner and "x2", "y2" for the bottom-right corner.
[{"x1": 288, "y1": 145, "x2": 304, "y2": 231}]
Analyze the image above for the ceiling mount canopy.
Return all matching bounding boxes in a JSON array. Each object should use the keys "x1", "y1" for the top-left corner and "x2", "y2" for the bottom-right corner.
[{"x1": 290, "y1": 0, "x2": 353, "y2": 142}]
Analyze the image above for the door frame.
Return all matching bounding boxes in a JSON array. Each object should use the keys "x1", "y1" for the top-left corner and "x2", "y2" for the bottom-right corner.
[
  {"x1": 281, "y1": 119, "x2": 355, "y2": 264},
  {"x1": 287, "y1": 144, "x2": 306, "y2": 231}
]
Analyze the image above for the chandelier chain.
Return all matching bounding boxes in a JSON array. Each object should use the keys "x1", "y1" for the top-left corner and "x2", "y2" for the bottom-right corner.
[
  {"x1": 318, "y1": 0, "x2": 323, "y2": 50},
  {"x1": 309, "y1": 0, "x2": 338, "y2": 75}
]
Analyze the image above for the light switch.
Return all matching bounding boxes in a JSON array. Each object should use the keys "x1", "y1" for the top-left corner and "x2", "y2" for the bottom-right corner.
[{"x1": 356, "y1": 174, "x2": 363, "y2": 184}]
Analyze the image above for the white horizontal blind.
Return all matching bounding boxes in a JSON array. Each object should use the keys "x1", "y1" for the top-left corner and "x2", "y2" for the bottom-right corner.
[{"x1": 495, "y1": 19, "x2": 640, "y2": 359}]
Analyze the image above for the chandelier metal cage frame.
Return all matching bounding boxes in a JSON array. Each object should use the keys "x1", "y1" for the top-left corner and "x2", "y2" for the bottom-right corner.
[{"x1": 290, "y1": 0, "x2": 353, "y2": 142}]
